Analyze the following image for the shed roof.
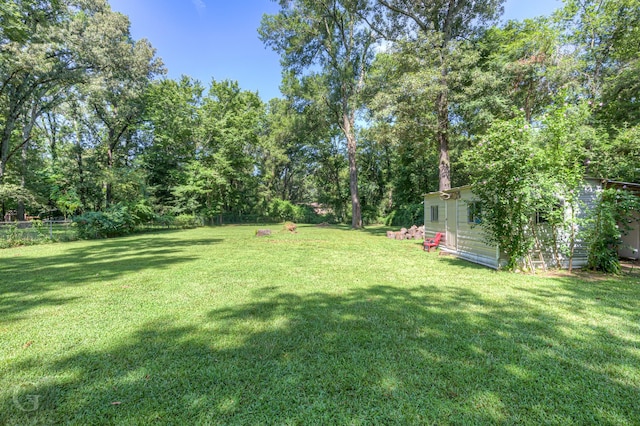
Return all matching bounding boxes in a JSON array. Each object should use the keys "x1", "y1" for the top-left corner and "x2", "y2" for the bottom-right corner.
[
  {"x1": 422, "y1": 185, "x2": 472, "y2": 198},
  {"x1": 422, "y1": 177, "x2": 640, "y2": 198},
  {"x1": 603, "y1": 179, "x2": 640, "y2": 193}
]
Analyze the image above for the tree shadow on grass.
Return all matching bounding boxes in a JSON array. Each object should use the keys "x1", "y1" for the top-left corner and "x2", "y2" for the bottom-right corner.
[
  {"x1": 434, "y1": 254, "x2": 498, "y2": 272},
  {"x1": 0, "y1": 236, "x2": 222, "y2": 323},
  {"x1": 3, "y1": 283, "x2": 639, "y2": 424}
]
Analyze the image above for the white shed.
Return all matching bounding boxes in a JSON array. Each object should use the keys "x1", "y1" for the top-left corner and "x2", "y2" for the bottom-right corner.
[{"x1": 422, "y1": 178, "x2": 638, "y2": 269}]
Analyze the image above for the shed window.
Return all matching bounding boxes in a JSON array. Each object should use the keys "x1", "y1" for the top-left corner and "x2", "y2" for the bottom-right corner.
[
  {"x1": 468, "y1": 202, "x2": 482, "y2": 224},
  {"x1": 430, "y1": 206, "x2": 439, "y2": 222},
  {"x1": 535, "y1": 201, "x2": 564, "y2": 224},
  {"x1": 535, "y1": 211, "x2": 548, "y2": 224}
]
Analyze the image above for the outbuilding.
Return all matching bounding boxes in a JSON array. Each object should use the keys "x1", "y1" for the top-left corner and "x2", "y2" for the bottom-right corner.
[{"x1": 423, "y1": 178, "x2": 639, "y2": 269}]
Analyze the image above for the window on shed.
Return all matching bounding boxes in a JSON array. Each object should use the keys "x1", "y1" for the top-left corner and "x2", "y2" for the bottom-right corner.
[
  {"x1": 430, "y1": 205, "x2": 439, "y2": 222},
  {"x1": 535, "y1": 201, "x2": 564, "y2": 224},
  {"x1": 535, "y1": 211, "x2": 548, "y2": 224},
  {"x1": 468, "y1": 201, "x2": 482, "y2": 224}
]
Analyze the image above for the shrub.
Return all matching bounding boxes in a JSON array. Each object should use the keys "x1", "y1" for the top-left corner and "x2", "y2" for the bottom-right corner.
[
  {"x1": 74, "y1": 205, "x2": 136, "y2": 239},
  {"x1": 155, "y1": 214, "x2": 176, "y2": 228},
  {"x1": 584, "y1": 188, "x2": 640, "y2": 274},
  {"x1": 384, "y1": 204, "x2": 423, "y2": 227},
  {"x1": 266, "y1": 199, "x2": 306, "y2": 222},
  {"x1": 173, "y1": 214, "x2": 202, "y2": 229}
]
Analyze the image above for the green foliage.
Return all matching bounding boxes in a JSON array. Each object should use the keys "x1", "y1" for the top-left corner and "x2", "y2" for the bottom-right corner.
[
  {"x1": 260, "y1": 0, "x2": 377, "y2": 228},
  {"x1": 74, "y1": 205, "x2": 137, "y2": 239},
  {"x1": 463, "y1": 117, "x2": 538, "y2": 270},
  {"x1": 0, "y1": 183, "x2": 40, "y2": 211},
  {"x1": 0, "y1": 224, "x2": 38, "y2": 249},
  {"x1": 264, "y1": 198, "x2": 328, "y2": 223},
  {"x1": 4, "y1": 0, "x2": 640, "y2": 241},
  {"x1": 0, "y1": 220, "x2": 77, "y2": 248},
  {"x1": 560, "y1": 0, "x2": 640, "y2": 127},
  {"x1": 384, "y1": 203, "x2": 424, "y2": 227},
  {"x1": 584, "y1": 188, "x2": 640, "y2": 273},
  {"x1": 463, "y1": 97, "x2": 592, "y2": 271},
  {"x1": 266, "y1": 198, "x2": 302, "y2": 222},
  {"x1": 589, "y1": 125, "x2": 640, "y2": 183},
  {"x1": 173, "y1": 214, "x2": 203, "y2": 229},
  {"x1": 129, "y1": 200, "x2": 156, "y2": 224},
  {"x1": 54, "y1": 191, "x2": 82, "y2": 218}
]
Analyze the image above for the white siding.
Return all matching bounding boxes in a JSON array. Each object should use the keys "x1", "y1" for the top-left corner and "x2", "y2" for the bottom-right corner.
[
  {"x1": 619, "y1": 211, "x2": 640, "y2": 260},
  {"x1": 455, "y1": 188, "x2": 500, "y2": 269},
  {"x1": 530, "y1": 179, "x2": 603, "y2": 269},
  {"x1": 424, "y1": 189, "x2": 500, "y2": 269},
  {"x1": 423, "y1": 195, "x2": 446, "y2": 238}
]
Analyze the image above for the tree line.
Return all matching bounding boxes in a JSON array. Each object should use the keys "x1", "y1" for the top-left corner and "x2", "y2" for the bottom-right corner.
[{"x1": 1, "y1": 0, "x2": 638, "y2": 229}]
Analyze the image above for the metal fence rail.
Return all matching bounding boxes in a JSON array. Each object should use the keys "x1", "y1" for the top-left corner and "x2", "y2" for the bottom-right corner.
[{"x1": 0, "y1": 220, "x2": 75, "y2": 243}]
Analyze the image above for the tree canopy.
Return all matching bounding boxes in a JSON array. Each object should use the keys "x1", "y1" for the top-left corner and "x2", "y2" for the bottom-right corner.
[{"x1": 1, "y1": 0, "x2": 638, "y2": 236}]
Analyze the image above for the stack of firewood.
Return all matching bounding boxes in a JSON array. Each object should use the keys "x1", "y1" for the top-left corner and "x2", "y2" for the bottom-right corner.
[{"x1": 386, "y1": 225, "x2": 425, "y2": 240}]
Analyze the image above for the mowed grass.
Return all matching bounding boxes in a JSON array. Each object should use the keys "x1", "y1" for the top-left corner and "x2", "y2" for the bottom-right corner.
[{"x1": 1, "y1": 225, "x2": 639, "y2": 425}]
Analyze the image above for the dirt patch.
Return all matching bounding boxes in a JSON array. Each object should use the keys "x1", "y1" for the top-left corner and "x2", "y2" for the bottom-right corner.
[
  {"x1": 537, "y1": 260, "x2": 640, "y2": 281},
  {"x1": 621, "y1": 259, "x2": 640, "y2": 277}
]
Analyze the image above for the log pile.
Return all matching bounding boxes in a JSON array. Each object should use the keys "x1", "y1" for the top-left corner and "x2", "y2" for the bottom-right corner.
[{"x1": 386, "y1": 225, "x2": 425, "y2": 240}]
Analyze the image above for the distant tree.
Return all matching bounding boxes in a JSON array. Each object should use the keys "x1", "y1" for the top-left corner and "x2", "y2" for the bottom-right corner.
[
  {"x1": 80, "y1": 3, "x2": 164, "y2": 207},
  {"x1": 172, "y1": 80, "x2": 264, "y2": 223},
  {"x1": 260, "y1": 0, "x2": 378, "y2": 228},
  {"x1": 143, "y1": 76, "x2": 203, "y2": 210},
  {"x1": 373, "y1": 0, "x2": 505, "y2": 191}
]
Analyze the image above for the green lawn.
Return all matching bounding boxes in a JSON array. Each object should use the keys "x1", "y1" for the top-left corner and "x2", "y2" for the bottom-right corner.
[{"x1": 1, "y1": 225, "x2": 639, "y2": 425}]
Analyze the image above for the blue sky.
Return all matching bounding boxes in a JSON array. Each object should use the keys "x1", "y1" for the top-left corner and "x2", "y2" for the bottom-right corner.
[{"x1": 109, "y1": 0, "x2": 564, "y2": 101}]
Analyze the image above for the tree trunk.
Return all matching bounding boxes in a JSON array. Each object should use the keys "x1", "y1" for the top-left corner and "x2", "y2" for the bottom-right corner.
[
  {"x1": 74, "y1": 124, "x2": 87, "y2": 210},
  {"x1": 17, "y1": 141, "x2": 27, "y2": 221},
  {"x1": 0, "y1": 118, "x2": 16, "y2": 183},
  {"x1": 436, "y1": 89, "x2": 451, "y2": 191},
  {"x1": 17, "y1": 104, "x2": 38, "y2": 221},
  {"x1": 106, "y1": 141, "x2": 114, "y2": 208},
  {"x1": 342, "y1": 110, "x2": 361, "y2": 229}
]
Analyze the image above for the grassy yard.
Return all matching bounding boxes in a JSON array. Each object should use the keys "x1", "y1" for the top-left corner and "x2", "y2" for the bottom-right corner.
[{"x1": 1, "y1": 225, "x2": 639, "y2": 425}]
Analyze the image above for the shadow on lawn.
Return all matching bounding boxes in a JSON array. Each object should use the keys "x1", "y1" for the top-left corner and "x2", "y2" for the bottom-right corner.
[
  {"x1": 3, "y1": 283, "x2": 639, "y2": 424},
  {"x1": 0, "y1": 236, "x2": 222, "y2": 322}
]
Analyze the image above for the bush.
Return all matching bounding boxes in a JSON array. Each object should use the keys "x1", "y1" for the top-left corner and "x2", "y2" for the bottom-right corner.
[
  {"x1": 384, "y1": 204, "x2": 424, "y2": 227},
  {"x1": 173, "y1": 214, "x2": 203, "y2": 229},
  {"x1": 584, "y1": 188, "x2": 640, "y2": 274},
  {"x1": 74, "y1": 205, "x2": 136, "y2": 239},
  {"x1": 266, "y1": 199, "x2": 302, "y2": 222}
]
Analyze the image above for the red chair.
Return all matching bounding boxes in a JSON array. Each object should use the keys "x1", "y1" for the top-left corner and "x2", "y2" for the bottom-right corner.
[{"x1": 423, "y1": 232, "x2": 443, "y2": 252}]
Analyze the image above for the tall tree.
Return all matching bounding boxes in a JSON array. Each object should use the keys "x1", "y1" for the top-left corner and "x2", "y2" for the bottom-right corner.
[
  {"x1": 80, "y1": 3, "x2": 164, "y2": 207},
  {"x1": 0, "y1": 0, "x2": 74, "y2": 183},
  {"x1": 260, "y1": 0, "x2": 377, "y2": 228},
  {"x1": 560, "y1": 0, "x2": 640, "y2": 128},
  {"x1": 172, "y1": 80, "x2": 265, "y2": 223},
  {"x1": 142, "y1": 76, "x2": 203, "y2": 210},
  {"x1": 478, "y1": 18, "x2": 564, "y2": 124},
  {"x1": 373, "y1": 0, "x2": 505, "y2": 191}
]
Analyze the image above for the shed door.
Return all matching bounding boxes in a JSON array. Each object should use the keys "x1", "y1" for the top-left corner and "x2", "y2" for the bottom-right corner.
[{"x1": 445, "y1": 198, "x2": 457, "y2": 251}]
